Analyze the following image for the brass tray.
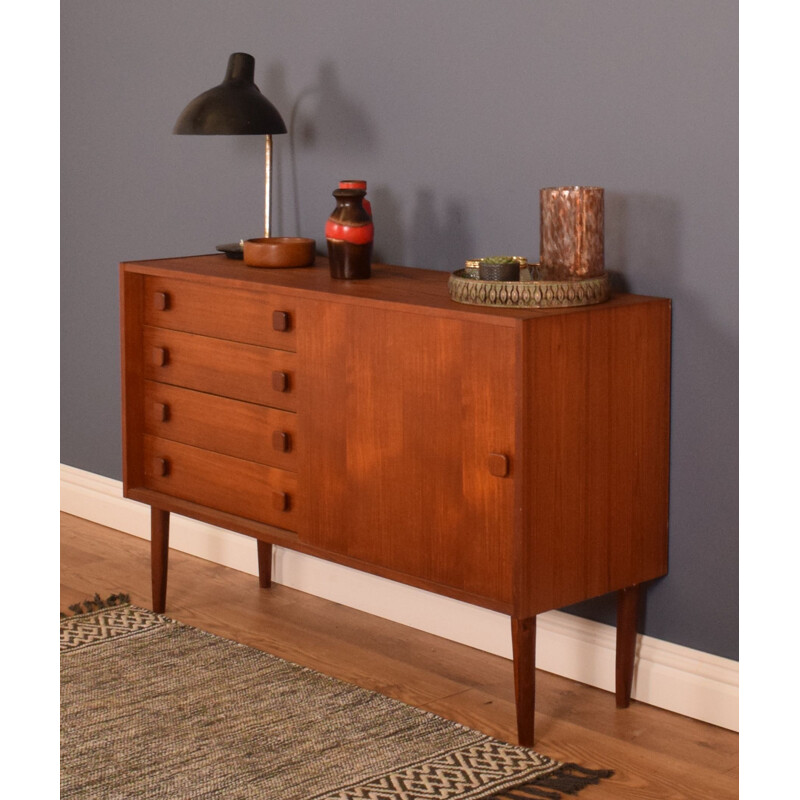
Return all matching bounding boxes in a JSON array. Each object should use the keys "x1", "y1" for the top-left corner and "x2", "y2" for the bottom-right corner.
[{"x1": 448, "y1": 266, "x2": 610, "y2": 309}]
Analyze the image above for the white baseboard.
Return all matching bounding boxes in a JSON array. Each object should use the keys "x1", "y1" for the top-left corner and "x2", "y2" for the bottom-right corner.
[{"x1": 60, "y1": 464, "x2": 738, "y2": 732}]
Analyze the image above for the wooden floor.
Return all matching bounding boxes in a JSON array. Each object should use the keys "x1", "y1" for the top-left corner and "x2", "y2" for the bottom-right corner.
[{"x1": 61, "y1": 512, "x2": 738, "y2": 799}]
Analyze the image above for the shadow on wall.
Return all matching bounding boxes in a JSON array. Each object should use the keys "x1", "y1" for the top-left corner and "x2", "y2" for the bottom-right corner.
[
  {"x1": 605, "y1": 192, "x2": 681, "y2": 297},
  {"x1": 369, "y1": 186, "x2": 405, "y2": 265},
  {"x1": 369, "y1": 187, "x2": 476, "y2": 271},
  {"x1": 408, "y1": 190, "x2": 475, "y2": 272},
  {"x1": 262, "y1": 60, "x2": 377, "y2": 237},
  {"x1": 262, "y1": 59, "x2": 475, "y2": 270},
  {"x1": 291, "y1": 61, "x2": 377, "y2": 151}
]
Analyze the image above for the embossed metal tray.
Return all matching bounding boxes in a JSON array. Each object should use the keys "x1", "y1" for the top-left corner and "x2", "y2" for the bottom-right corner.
[{"x1": 448, "y1": 266, "x2": 610, "y2": 309}]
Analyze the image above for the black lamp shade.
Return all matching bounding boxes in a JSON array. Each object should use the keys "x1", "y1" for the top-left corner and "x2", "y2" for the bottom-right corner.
[{"x1": 173, "y1": 52, "x2": 287, "y2": 135}]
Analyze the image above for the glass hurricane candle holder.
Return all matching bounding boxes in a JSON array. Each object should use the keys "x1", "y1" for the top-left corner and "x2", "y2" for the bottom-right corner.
[{"x1": 539, "y1": 186, "x2": 604, "y2": 279}]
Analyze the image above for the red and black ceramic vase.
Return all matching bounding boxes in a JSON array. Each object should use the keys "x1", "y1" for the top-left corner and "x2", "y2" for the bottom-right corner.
[
  {"x1": 339, "y1": 179, "x2": 373, "y2": 220},
  {"x1": 325, "y1": 187, "x2": 373, "y2": 280}
]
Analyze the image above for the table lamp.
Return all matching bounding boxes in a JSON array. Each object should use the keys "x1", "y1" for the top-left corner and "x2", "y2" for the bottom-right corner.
[{"x1": 173, "y1": 52, "x2": 287, "y2": 239}]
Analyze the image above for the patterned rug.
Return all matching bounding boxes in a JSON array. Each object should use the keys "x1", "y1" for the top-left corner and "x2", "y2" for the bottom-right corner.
[{"x1": 61, "y1": 596, "x2": 612, "y2": 799}]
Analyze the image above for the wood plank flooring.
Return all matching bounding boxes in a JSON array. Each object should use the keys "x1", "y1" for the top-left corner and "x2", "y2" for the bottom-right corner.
[{"x1": 60, "y1": 512, "x2": 738, "y2": 799}]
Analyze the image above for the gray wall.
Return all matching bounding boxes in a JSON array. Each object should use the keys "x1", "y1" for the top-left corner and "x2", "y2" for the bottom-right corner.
[{"x1": 61, "y1": 1, "x2": 738, "y2": 660}]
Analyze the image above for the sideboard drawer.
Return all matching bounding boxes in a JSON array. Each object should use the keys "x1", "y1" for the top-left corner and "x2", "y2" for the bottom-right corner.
[
  {"x1": 143, "y1": 382, "x2": 298, "y2": 471},
  {"x1": 143, "y1": 327, "x2": 297, "y2": 411},
  {"x1": 143, "y1": 436, "x2": 301, "y2": 530},
  {"x1": 143, "y1": 276, "x2": 297, "y2": 350}
]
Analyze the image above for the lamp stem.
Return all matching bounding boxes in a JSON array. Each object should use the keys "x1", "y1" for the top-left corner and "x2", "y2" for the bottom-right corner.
[{"x1": 264, "y1": 134, "x2": 273, "y2": 238}]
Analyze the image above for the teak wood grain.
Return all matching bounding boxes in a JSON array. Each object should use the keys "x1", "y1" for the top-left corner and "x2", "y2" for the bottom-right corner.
[
  {"x1": 142, "y1": 326, "x2": 298, "y2": 411},
  {"x1": 143, "y1": 275, "x2": 298, "y2": 350},
  {"x1": 142, "y1": 435, "x2": 302, "y2": 530},
  {"x1": 517, "y1": 302, "x2": 671, "y2": 616},
  {"x1": 300, "y1": 301, "x2": 516, "y2": 604},
  {"x1": 119, "y1": 254, "x2": 671, "y2": 746},
  {"x1": 143, "y1": 381, "x2": 298, "y2": 471}
]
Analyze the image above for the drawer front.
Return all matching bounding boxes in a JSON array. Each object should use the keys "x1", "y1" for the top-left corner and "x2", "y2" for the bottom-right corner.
[
  {"x1": 143, "y1": 327, "x2": 297, "y2": 411},
  {"x1": 143, "y1": 276, "x2": 297, "y2": 350},
  {"x1": 144, "y1": 382, "x2": 298, "y2": 471},
  {"x1": 143, "y1": 435, "x2": 301, "y2": 530}
]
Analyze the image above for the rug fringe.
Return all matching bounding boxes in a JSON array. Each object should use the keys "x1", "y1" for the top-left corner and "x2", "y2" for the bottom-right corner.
[
  {"x1": 488, "y1": 763, "x2": 614, "y2": 799},
  {"x1": 61, "y1": 593, "x2": 131, "y2": 618}
]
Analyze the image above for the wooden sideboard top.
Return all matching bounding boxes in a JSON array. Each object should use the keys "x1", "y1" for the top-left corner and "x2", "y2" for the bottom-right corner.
[{"x1": 120, "y1": 253, "x2": 667, "y2": 324}]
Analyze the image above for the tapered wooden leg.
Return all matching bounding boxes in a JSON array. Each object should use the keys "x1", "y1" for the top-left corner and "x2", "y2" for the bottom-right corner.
[
  {"x1": 150, "y1": 508, "x2": 170, "y2": 614},
  {"x1": 511, "y1": 616, "x2": 537, "y2": 747},
  {"x1": 616, "y1": 583, "x2": 642, "y2": 708},
  {"x1": 257, "y1": 540, "x2": 273, "y2": 589}
]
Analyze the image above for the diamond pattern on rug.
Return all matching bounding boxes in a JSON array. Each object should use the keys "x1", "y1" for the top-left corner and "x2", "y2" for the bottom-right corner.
[
  {"x1": 60, "y1": 606, "x2": 167, "y2": 652},
  {"x1": 61, "y1": 603, "x2": 611, "y2": 799},
  {"x1": 314, "y1": 741, "x2": 558, "y2": 800}
]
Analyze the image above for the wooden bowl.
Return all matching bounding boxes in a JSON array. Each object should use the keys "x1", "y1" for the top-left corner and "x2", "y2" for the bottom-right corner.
[{"x1": 243, "y1": 237, "x2": 316, "y2": 268}]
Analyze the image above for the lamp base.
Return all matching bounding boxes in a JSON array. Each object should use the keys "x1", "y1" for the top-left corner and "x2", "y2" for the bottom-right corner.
[{"x1": 215, "y1": 242, "x2": 244, "y2": 259}]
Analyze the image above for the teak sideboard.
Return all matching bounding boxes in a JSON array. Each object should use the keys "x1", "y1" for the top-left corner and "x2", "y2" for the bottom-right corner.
[{"x1": 120, "y1": 254, "x2": 671, "y2": 745}]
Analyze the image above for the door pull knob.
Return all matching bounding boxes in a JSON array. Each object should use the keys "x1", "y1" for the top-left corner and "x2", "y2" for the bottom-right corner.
[{"x1": 488, "y1": 453, "x2": 510, "y2": 477}]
